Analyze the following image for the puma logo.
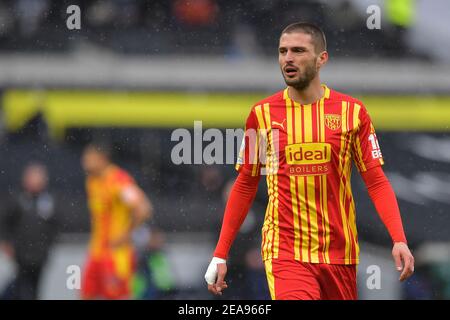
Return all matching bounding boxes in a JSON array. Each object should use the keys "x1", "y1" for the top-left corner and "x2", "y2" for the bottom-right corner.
[{"x1": 272, "y1": 119, "x2": 286, "y2": 130}]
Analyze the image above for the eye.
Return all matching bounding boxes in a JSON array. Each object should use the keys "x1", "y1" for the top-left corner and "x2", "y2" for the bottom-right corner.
[{"x1": 293, "y1": 47, "x2": 306, "y2": 53}]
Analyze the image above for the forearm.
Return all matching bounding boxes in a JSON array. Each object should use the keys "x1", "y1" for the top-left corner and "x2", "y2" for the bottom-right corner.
[
  {"x1": 124, "y1": 187, "x2": 152, "y2": 232},
  {"x1": 361, "y1": 166, "x2": 407, "y2": 243},
  {"x1": 213, "y1": 171, "x2": 260, "y2": 259},
  {"x1": 131, "y1": 200, "x2": 152, "y2": 229}
]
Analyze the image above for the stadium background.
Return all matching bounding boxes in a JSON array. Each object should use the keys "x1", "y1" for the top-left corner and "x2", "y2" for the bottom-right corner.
[{"x1": 0, "y1": 0, "x2": 450, "y2": 299}]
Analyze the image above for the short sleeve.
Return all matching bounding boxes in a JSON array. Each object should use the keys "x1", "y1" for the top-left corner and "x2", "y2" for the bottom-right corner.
[
  {"x1": 352, "y1": 105, "x2": 384, "y2": 172},
  {"x1": 235, "y1": 109, "x2": 264, "y2": 177},
  {"x1": 112, "y1": 169, "x2": 135, "y2": 196}
]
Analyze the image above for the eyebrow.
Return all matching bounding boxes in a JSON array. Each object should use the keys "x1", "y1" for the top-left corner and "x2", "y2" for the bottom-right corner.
[{"x1": 279, "y1": 46, "x2": 309, "y2": 51}]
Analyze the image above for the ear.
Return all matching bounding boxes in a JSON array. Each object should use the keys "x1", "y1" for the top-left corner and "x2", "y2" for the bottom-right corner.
[{"x1": 316, "y1": 51, "x2": 328, "y2": 69}]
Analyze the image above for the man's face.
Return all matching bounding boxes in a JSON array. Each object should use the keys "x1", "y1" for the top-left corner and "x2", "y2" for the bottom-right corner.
[
  {"x1": 279, "y1": 32, "x2": 323, "y2": 90},
  {"x1": 22, "y1": 165, "x2": 48, "y2": 194},
  {"x1": 81, "y1": 149, "x2": 108, "y2": 176}
]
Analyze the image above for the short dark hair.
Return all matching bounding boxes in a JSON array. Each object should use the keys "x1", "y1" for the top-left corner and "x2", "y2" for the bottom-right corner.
[
  {"x1": 23, "y1": 161, "x2": 48, "y2": 175},
  {"x1": 84, "y1": 140, "x2": 112, "y2": 159},
  {"x1": 281, "y1": 22, "x2": 327, "y2": 53}
]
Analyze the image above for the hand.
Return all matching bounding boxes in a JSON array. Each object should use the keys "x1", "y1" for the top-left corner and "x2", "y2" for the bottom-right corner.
[
  {"x1": 205, "y1": 257, "x2": 228, "y2": 296},
  {"x1": 392, "y1": 242, "x2": 414, "y2": 282}
]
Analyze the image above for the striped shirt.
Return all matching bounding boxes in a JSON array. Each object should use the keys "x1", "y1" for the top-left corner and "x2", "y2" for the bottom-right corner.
[{"x1": 236, "y1": 85, "x2": 384, "y2": 264}]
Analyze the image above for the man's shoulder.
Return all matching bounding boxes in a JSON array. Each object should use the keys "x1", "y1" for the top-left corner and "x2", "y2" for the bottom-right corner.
[
  {"x1": 109, "y1": 165, "x2": 135, "y2": 185},
  {"x1": 251, "y1": 90, "x2": 285, "y2": 110},
  {"x1": 328, "y1": 88, "x2": 365, "y2": 108}
]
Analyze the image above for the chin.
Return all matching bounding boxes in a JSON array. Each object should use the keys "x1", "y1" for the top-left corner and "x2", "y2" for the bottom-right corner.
[{"x1": 284, "y1": 78, "x2": 300, "y2": 86}]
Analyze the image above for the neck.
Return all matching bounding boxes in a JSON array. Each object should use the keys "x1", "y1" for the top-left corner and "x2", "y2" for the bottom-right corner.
[
  {"x1": 96, "y1": 163, "x2": 111, "y2": 177},
  {"x1": 25, "y1": 190, "x2": 43, "y2": 197},
  {"x1": 288, "y1": 77, "x2": 324, "y2": 105}
]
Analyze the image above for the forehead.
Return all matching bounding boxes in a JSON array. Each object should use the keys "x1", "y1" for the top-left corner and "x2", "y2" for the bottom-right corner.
[
  {"x1": 24, "y1": 166, "x2": 46, "y2": 176},
  {"x1": 279, "y1": 32, "x2": 314, "y2": 48},
  {"x1": 83, "y1": 148, "x2": 102, "y2": 157}
]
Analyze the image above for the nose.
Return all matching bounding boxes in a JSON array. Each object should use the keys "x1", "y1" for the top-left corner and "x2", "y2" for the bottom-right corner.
[{"x1": 285, "y1": 50, "x2": 294, "y2": 63}]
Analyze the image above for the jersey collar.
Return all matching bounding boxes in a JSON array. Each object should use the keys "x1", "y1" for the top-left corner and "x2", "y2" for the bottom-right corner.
[{"x1": 283, "y1": 84, "x2": 330, "y2": 102}]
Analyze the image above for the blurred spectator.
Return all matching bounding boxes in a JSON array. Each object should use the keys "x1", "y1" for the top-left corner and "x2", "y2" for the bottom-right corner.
[
  {"x1": 403, "y1": 267, "x2": 434, "y2": 300},
  {"x1": 384, "y1": 0, "x2": 416, "y2": 57},
  {"x1": 244, "y1": 247, "x2": 268, "y2": 300},
  {"x1": 0, "y1": 0, "x2": 439, "y2": 59},
  {"x1": 86, "y1": 0, "x2": 118, "y2": 28},
  {"x1": 0, "y1": 2, "x2": 14, "y2": 38},
  {"x1": 16, "y1": 0, "x2": 50, "y2": 37},
  {"x1": 200, "y1": 166, "x2": 224, "y2": 194},
  {"x1": 386, "y1": 0, "x2": 416, "y2": 30},
  {"x1": 173, "y1": 0, "x2": 218, "y2": 27},
  {"x1": 0, "y1": 162, "x2": 59, "y2": 300},
  {"x1": 131, "y1": 225, "x2": 175, "y2": 300}
]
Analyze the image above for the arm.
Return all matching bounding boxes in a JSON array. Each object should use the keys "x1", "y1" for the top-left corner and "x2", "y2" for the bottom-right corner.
[
  {"x1": 205, "y1": 170, "x2": 260, "y2": 295},
  {"x1": 110, "y1": 185, "x2": 153, "y2": 248},
  {"x1": 351, "y1": 104, "x2": 414, "y2": 281},
  {"x1": 121, "y1": 184, "x2": 153, "y2": 229},
  {"x1": 361, "y1": 166, "x2": 414, "y2": 281}
]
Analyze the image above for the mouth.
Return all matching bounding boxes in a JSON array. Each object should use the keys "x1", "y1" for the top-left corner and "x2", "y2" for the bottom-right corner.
[{"x1": 284, "y1": 66, "x2": 298, "y2": 77}]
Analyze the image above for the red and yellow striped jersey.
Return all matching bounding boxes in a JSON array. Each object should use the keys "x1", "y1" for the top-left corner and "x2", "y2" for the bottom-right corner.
[
  {"x1": 236, "y1": 85, "x2": 384, "y2": 265},
  {"x1": 86, "y1": 165, "x2": 136, "y2": 257}
]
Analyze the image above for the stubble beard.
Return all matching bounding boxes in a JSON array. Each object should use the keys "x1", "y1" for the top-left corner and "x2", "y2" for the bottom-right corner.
[{"x1": 283, "y1": 60, "x2": 318, "y2": 90}]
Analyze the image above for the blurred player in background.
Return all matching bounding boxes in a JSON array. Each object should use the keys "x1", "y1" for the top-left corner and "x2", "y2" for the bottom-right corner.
[
  {"x1": 81, "y1": 142, "x2": 152, "y2": 300},
  {"x1": 0, "y1": 162, "x2": 58, "y2": 300},
  {"x1": 205, "y1": 22, "x2": 415, "y2": 300}
]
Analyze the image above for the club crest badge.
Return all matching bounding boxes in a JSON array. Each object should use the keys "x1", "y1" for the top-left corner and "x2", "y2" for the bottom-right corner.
[{"x1": 324, "y1": 114, "x2": 341, "y2": 130}]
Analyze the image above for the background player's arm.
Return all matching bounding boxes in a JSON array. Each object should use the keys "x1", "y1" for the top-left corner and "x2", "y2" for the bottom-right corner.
[
  {"x1": 110, "y1": 184, "x2": 153, "y2": 248},
  {"x1": 121, "y1": 184, "x2": 153, "y2": 228}
]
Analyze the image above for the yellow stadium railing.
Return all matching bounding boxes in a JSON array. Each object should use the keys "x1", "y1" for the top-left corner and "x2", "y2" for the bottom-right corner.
[{"x1": 3, "y1": 90, "x2": 450, "y2": 138}]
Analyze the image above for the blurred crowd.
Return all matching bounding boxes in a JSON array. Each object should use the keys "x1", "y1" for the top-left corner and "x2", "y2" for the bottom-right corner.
[{"x1": 0, "y1": 0, "x2": 423, "y2": 58}]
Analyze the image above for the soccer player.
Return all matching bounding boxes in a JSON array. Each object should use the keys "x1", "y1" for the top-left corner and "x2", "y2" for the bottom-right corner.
[
  {"x1": 81, "y1": 142, "x2": 152, "y2": 299},
  {"x1": 205, "y1": 22, "x2": 414, "y2": 300}
]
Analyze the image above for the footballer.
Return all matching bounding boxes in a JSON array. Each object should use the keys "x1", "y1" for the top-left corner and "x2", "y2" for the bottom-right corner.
[
  {"x1": 205, "y1": 22, "x2": 414, "y2": 300},
  {"x1": 81, "y1": 142, "x2": 152, "y2": 299}
]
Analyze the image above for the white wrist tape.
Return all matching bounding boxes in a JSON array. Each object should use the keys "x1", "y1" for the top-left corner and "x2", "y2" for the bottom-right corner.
[{"x1": 204, "y1": 257, "x2": 226, "y2": 285}]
